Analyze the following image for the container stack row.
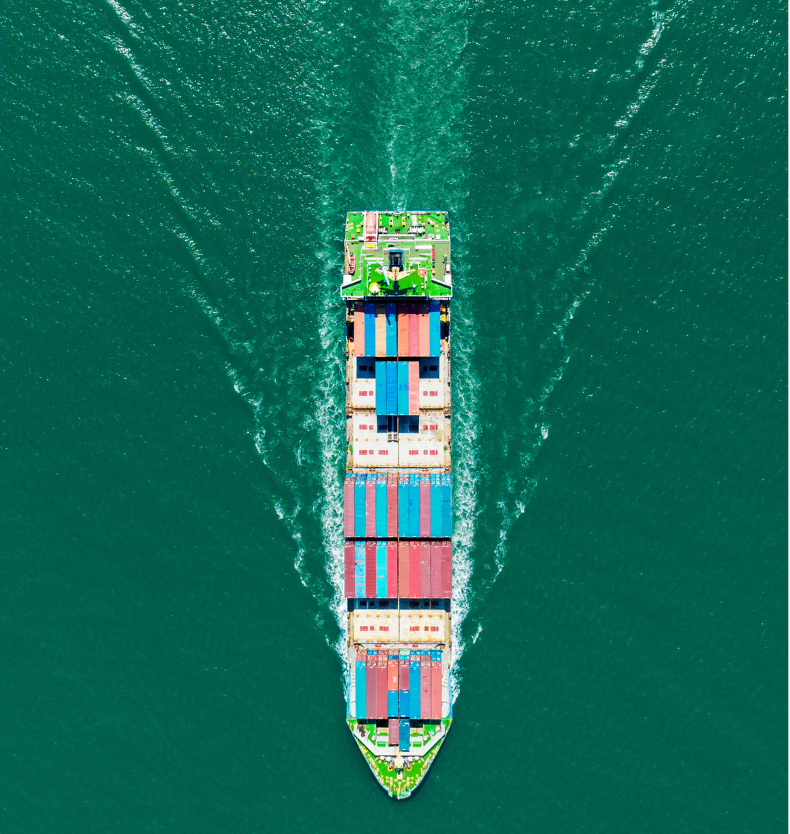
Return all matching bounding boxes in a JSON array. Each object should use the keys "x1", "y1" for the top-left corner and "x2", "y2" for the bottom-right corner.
[
  {"x1": 353, "y1": 649, "x2": 444, "y2": 723},
  {"x1": 344, "y1": 473, "x2": 452, "y2": 539},
  {"x1": 373, "y1": 360, "x2": 420, "y2": 416},
  {"x1": 353, "y1": 301, "x2": 441, "y2": 358},
  {"x1": 343, "y1": 540, "x2": 452, "y2": 599}
]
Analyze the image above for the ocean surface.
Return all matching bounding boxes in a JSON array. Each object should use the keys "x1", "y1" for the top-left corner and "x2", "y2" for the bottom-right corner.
[{"x1": 2, "y1": 0, "x2": 786, "y2": 830}]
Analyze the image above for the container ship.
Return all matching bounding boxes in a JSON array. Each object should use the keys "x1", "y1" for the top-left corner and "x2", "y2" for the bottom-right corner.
[{"x1": 341, "y1": 210, "x2": 453, "y2": 799}]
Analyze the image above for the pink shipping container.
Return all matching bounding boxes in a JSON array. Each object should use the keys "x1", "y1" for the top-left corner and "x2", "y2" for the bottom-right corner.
[
  {"x1": 408, "y1": 361, "x2": 419, "y2": 415},
  {"x1": 377, "y1": 654, "x2": 388, "y2": 719},
  {"x1": 388, "y1": 652, "x2": 399, "y2": 690},
  {"x1": 431, "y1": 658, "x2": 442, "y2": 719},
  {"x1": 365, "y1": 478, "x2": 376, "y2": 538},
  {"x1": 430, "y1": 541, "x2": 443, "y2": 598},
  {"x1": 343, "y1": 477, "x2": 354, "y2": 537},
  {"x1": 399, "y1": 655, "x2": 410, "y2": 689},
  {"x1": 375, "y1": 305, "x2": 386, "y2": 357},
  {"x1": 398, "y1": 542, "x2": 410, "y2": 598},
  {"x1": 344, "y1": 542, "x2": 355, "y2": 598},
  {"x1": 419, "y1": 479, "x2": 431, "y2": 537},
  {"x1": 354, "y1": 302, "x2": 365, "y2": 356},
  {"x1": 398, "y1": 307, "x2": 409, "y2": 356},
  {"x1": 409, "y1": 541, "x2": 421, "y2": 598},
  {"x1": 388, "y1": 718, "x2": 399, "y2": 745},
  {"x1": 419, "y1": 542, "x2": 431, "y2": 598},
  {"x1": 441, "y1": 541, "x2": 453, "y2": 598},
  {"x1": 421, "y1": 655, "x2": 432, "y2": 719},
  {"x1": 418, "y1": 303, "x2": 430, "y2": 356},
  {"x1": 387, "y1": 474, "x2": 398, "y2": 537},
  {"x1": 386, "y1": 542, "x2": 398, "y2": 598},
  {"x1": 365, "y1": 541, "x2": 377, "y2": 598},
  {"x1": 408, "y1": 303, "x2": 419, "y2": 356},
  {"x1": 367, "y1": 654, "x2": 378, "y2": 718}
]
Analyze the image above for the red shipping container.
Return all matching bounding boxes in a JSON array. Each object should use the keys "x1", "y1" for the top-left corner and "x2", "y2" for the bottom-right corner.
[
  {"x1": 375, "y1": 304, "x2": 386, "y2": 357},
  {"x1": 365, "y1": 478, "x2": 376, "y2": 538},
  {"x1": 387, "y1": 474, "x2": 398, "y2": 537},
  {"x1": 354, "y1": 302, "x2": 365, "y2": 357},
  {"x1": 397, "y1": 307, "x2": 409, "y2": 357},
  {"x1": 408, "y1": 361, "x2": 419, "y2": 415},
  {"x1": 419, "y1": 542, "x2": 431, "y2": 598},
  {"x1": 421, "y1": 655, "x2": 432, "y2": 719},
  {"x1": 386, "y1": 542, "x2": 398, "y2": 598},
  {"x1": 388, "y1": 652, "x2": 399, "y2": 690},
  {"x1": 409, "y1": 541, "x2": 421, "y2": 598},
  {"x1": 365, "y1": 541, "x2": 377, "y2": 598},
  {"x1": 377, "y1": 654, "x2": 388, "y2": 720},
  {"x1": 419, "y1": 479, "x2": 431, "y2": 537},
  {"x1": 418, "y1": 303, "x2": 430, "y2": 356},
  {"x1": 367, "y1": 654, "x2": 378, "y2": 718},
  {"x1": 344, "y1": 476, "x2": 354, "y2": 538},
  {"x1": 398, "y1": 542, "x2": 410, "y2": 599},
  {"x1": 388, "y1": 718, "x2": 399, "y2": 745},
  {"x1": 431, "y1": 657, "x2": 442, "y2": 719},
  {"x1": 441, "y1": 541, "x2": 453, "y2": 598},
  {"x1": 407, "y1": 303, "x2": 419, "y2": 356},
  {"x1": 399, "y1": 655, "x2": 410, "y2": 690},
  {"x1": 430, "y1": 541, "x2": 443, "y2": 598},
  {"x1": 344, "y1": 542, "x2": 355, "y2": 598}
]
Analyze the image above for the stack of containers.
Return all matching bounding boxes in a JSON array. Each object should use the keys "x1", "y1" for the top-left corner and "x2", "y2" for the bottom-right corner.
[
  {"x1": 377, "y1": 652, "x2": 388, "y2": 720},
  {"x1": 366, "y1": 651, "x2": 377, "y2": 718},
  {"x1": 355, "y1": 649, "x2": 367, "y2": 718},
  {"x1": 387, "y1": 652, "x2": 399, "y2": 717},
  {"x1": 431, "y1": 650, "x2": 443, "y2": 719},
  {"x1": 409, "y1": 652, "x2": 421, "y2": 720}
]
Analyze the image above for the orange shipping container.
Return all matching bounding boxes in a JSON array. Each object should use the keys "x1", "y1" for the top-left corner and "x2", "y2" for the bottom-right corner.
[
  {"x1": 418, "y1": 303, "x2": 430, "y2": 356},
  {"x1": 397, "y1": 307, "x2": 409, "y2": 356},
  {"x1": 354, "y1": 302, "x2": 365, "y2": 357},
  {"x1": 375, "y1": 304, "x2": 386, "y2": 357}
]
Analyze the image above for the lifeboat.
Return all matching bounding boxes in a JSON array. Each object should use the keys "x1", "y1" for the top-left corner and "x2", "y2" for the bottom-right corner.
[{"x1": 348, "y1": 251, "x2": 356, "y2": 275}]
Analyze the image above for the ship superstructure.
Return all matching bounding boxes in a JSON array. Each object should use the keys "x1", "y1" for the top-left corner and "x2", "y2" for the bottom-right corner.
[{"x1": 341, "y1": 211, "x2": 453, "y2": 799}]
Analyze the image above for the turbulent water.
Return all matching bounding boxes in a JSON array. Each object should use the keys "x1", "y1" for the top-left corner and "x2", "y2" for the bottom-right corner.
[{"x1": 3, "y1": 0, "x2": 786, "y2": 830}]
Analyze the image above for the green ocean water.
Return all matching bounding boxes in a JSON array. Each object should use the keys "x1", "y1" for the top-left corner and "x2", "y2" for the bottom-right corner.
[{"x1": 2, "y1": 0, "x2": 786, "y2": 829}]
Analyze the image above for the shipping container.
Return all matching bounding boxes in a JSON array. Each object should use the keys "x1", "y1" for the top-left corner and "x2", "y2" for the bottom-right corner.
[
  {"x1": 418, "y1": 302, "x2": 430, "y2": 356},
  {"x1": 377, "y1": 653, "x2": 388, "y2": 720},
  {"x1": 421, "y1": 652, "x2": 432, "y2": 720},
  {"x1": 408, "y1": 360, "x2": 419, "y2": 415},
  {"x1": 387, "y1": 690, "x2": 398, "y2": 718},
  {"x1": 399, "y1": 718, "x2": 411, "y2": 752},
  {"x1": 430, "y1": 541, "x2": 443, "y2": 598},
  {"x1": 388, "y1": 717, "x2": 399, "y2": 745},
  {"x1": 407, "y1": 303, "x2": 419, "y2": 356},
  {"x1": 355, "y1": 652, "x2": 367, "y2": 718},
  {"x1": 354, "y1": 475, "x2": 366, "y2": 537},
  {"x1": 441, "y1": 540, "x2": 453, "y2": 598},
  {"x1": 398, "y1": 541, "x2": 410, "y2": 598},
  {"x1": 365, "y1": 475, "x2": 376, "y2": 538},
  {"x1": 385, "y1": 303, "x2": 397, "y2": 356},
  {"x1": 344, "y1": 542, "x2": 355, "y2": 597},
  {"x1": 409, "y1": 653, "x2": 421, "y2": 719},
  {"x1": 397, "y1": 304, "x2": 409, "y2": 357},
  {"x1": 367, "y1": 652, "x2": 377, "y2": 718},
  {"x1": 354, "y1": 302, "x2": 365, "y2": 357},
  {"x1": 386, "y1": 474, "x2": 398, "y2": 537},
  {"x1": 399, "y1": 690, "x2": 410, "y2": 719},
  {"x1": 344, "y1": 475, "x2": 354, "y2": 537},
  {"x1": 375, "y1": 304, "x2": 386, "y2": 357},
  {"x1": 376, "y1": 541, "x2": 387, "y2": 599},
  {"x1": 375, "y1": 361, "x2": 386, "y2": 415},
  {"x1": 429, "y1": 301, "x2": 441, "y2": 357},
  {"x1": 386, "y1": 360, "x2": 397, "y2": 415},
  {"x1": 431, "y1": 652, "x2": 443, "y2": 719},
  {"x1": 430, "y1": 474, "x2": 442, "y2": 537},
  {"x1": 419, "y1": 475, "x2": 431, "y2": 537},
  {"x1": 364, "y1": 302, "x2": 376, "y2": 358},
  {"x1": 386, "y1": 542, "x2": 398, "y2": 598},
  {"x1": 409, "y1": 474, "x2": 420, "y2": 538},
  {"x1": 409, "y1": 541, "x2": 421, "y2": 598},
  {"x1": 399, "y1": 653, "x2": 410, "y2": 690},
  {"x1": 397, "y1": 361, "x2": 409, "y2": 416},
  {"x1": 365, "y1": 541, "x2": 377, "y2": 598},
  {"x1": 376, "y1": 476, "x2": 387, "y2": 537},
  {"x1": 419, "y1": 541, "x2": 431, "y2": 598},
  {"x1": 442, "y1": 472, "x2": 452, "y2": 537},
  {"x1": 354, "y1": 541, "x2": 366, "y2": 598},
  {"x1": 388, "y1": 651, "x2": 399, "y2": 689},
  {"x1": 398, "y1": 475, "x2": 410, "y2": 536}
]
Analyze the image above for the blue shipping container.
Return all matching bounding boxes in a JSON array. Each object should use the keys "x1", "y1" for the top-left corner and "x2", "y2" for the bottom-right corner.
[
  {"x1": 399, "y1": 689, "x2": 410, "y2": 718},
  {"x1": 430, "y1": 474, "x2": 442, "y2": 537},
  {"x1": 364, "y1": 302, "x2": 376, "y2": 358},
  {"x1": 386, "y1": 361, "x2": 398, "y2": 415},
  {"x1": 398, "y1": 479, "x2": 410, "y2": 536},
  {"x1": 399, "y1": 719, "x2": 411, "y2": 752},
  {"x1": 354, "y1": 475, "x2": 366, "y2": 537},
  {"x1": 376, "y1": 542, "x2": 387, "y2": 598},
  {"x1": 397, "y1": 361, "x2": 409, "y2": 416},
  {"x1": 409, "y1": 654, "x2": 421, "y2": 719},
  {"x1": 387, "y1": 690, "x2": 398, "y2": 718},
  {"x1": 376, "y1": 478, "x2": 387, "y2": 537},
  {"x1": 442, "y1": 474, "x2": 452, "y2": 537},
  {"x1": 429, "y1": 301, "x2": 441, "y2": 357},
  {"x1": 354, "y1": 541, "x2": 366, "y2": 598},
  {"x1": 409, "y1": 475, "x2": 420, "y2": 538},
  {"x1": 355, "y1": 659, "x2": 367, "y2": 719},
  {"x1": 385, "y1": 303, "x2": 397, "y2": 356},
  {"x1": 375, "y1": 362, "x2": 386, "y2": 415}
]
